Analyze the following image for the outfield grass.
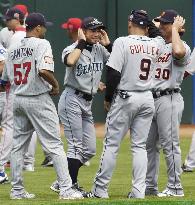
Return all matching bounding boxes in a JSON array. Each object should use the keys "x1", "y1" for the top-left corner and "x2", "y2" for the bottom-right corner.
[{"x1": 0, "y1": 135, "x2": 195, "y2": 205}]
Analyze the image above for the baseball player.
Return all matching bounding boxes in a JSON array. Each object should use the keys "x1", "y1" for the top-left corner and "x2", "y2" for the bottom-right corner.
[
  {"x1": 181, "y1": 48, "x2": 195, "y2": 172},
  {"x1": 50, "y1": 17, "x2": 111, "y2": 196},
  {"x1": 0, "y1": 7, "x2": 37, "y2": 176},
  {"x1": 41, "y1": 17, "x2": 83, "y2": 168},
  {"x1": 0, "y1": 12, "x2": 84, "y2": 200},
  {"x1": 87, "y1": 10, "x2": 165, "y2": 199},
  {"x1": 145, "y1": 10, "x2": 191, "y2": 197},
  {"x1": 0, "y1": 43, "x2": 7, "y2": 184}
]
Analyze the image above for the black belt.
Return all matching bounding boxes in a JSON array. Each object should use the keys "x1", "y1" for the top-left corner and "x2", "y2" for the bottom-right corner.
[
  {"x1": 75, "y1": 89, "x2": 93, "y2": 101},
  {"x1": 152, "y1": 88, "x2": 180, "y2": 99}
]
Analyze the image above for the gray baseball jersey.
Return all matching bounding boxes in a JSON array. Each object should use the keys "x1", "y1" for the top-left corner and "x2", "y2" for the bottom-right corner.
[
  {"x1": 92, "y1": 35, "x2": 165, "y2": 199},
  {"x1": 62, "y1": 41, "x2": 110, "y2": 94},
  {"x1": 146, "y1": 41, "x2": 191, "y2": 195},
  {"x1": 2, "y1": 37, "x2": 73, "y2": 196}
]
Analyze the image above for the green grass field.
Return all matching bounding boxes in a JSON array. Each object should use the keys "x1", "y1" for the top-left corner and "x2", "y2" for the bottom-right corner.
[{"x1": 0, "y1": 135, "x2": 195, "y2": 205}]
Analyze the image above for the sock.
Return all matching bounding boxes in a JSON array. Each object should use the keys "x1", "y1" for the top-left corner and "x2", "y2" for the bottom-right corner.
[{"x1": 67, "y1": 158, "x2": 82, "y2": 184}]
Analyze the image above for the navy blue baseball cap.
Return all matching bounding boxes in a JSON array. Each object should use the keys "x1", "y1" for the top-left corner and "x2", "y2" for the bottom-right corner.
[
  {"x1": 128, "y1": 10, "x2": 149, "y2": 27},
  {"x1": 154, "y1": 10, "x2": 178, "y2": 23},
  {"x1": 25, "y1": 13, "x2": 53, "y2": 29},
  {"x1": 81, "y1": 17, "x2": 105, "y2": 30},
  {"x1": 4, "y1": 8, "x2": 25, "y2": 21}
]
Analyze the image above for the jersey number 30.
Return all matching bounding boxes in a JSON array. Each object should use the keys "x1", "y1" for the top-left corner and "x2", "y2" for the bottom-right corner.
[{"x1": 14, "y1": 62, "x2": 31, "y2": 85}]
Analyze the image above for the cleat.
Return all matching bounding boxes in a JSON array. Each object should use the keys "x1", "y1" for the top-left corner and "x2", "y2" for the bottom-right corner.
[
  {"x1": 85, "y1": 191, "x2": 104, "y2": 198},
  {"x1": 0, "y1": 172, "x2": 9, "y2": 184},
  {"x1": 41, "y1": 156, "x2": 53, "y2": 167},
  {"x1": 181, "y1": 164, "x2": 193, "y2": 172},
  {"x1": 10, "y1": 191, "x2": 35, "y2": 199},
  {"x1": 50, "y1": 181, "x2": 60, "y2": 193},
  {"x1": 145, "y1": 189, "x2": 159, "y2": 196},
  {"x1": 157, "y1": 188, "x2": 184, "y2": 197},
  {"x1": 59, "y1": 188, "x2": 83, "y2": 200},
  {"x1": 72, "y1": 182, "x2": 88, "y2": 197}
]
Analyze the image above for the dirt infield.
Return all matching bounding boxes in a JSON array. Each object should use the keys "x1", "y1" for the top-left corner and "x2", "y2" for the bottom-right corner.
[{"x1": 94, "y1": 123, "x2": 195, "y2": 138}]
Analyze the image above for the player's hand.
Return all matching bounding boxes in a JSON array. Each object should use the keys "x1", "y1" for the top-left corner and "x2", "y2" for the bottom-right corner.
[
  {"x1": 152, "y1": 17, "x2": 160, "y2": 28},
  {"x1": 98, "y1": 82, "x2": 106, "y2": 92},
  {"x1": 104, "y1": 100, "x2": 111, "y2": 112},
  {"x1": 99, "y1": 29, "x2": 110, "y2": 46},
  {"x1": 78, "y1": 28, "x2": 86, "y2": 41},
  {"x1": 172, "y1": 16, "x2": 185, "y2": 33},
  {"x1": 49, "y1": 85, "x2": 59, "y2": 96}
]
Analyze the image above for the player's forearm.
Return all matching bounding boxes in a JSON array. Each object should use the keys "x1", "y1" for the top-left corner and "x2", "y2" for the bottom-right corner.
[
  {"x1": 66, "y1": 39, "x2": 86, "y2": 67},
  {"x1": 39, "y1": 69, "x2": 59, "y2": 89},
  {"x1": 172, "y1": 27, "x2": 186, "y2": 59},
  {"x1": 0, "y1": 61, "x2": 5, "y2": 74}
]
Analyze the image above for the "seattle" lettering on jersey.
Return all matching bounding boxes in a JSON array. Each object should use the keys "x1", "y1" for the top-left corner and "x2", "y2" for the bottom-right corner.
[
  {"x1": 11, "y1": 48, "x2": 34, "y2": 60},
  {"x1": 76, "y1": 62, "x2": 103, "y2": 76}
]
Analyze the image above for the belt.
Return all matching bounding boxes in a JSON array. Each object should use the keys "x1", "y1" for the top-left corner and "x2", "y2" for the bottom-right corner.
[
  {"x1": 75, "y1": 89, "x2": 93, "y2": 101},
  {"x1": 152, "y1": 88, "x2": 180, "y2": 99}
]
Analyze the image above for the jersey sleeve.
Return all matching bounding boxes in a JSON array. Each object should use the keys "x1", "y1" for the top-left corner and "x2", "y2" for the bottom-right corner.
[
  {"x1": 173, "y1": 42, "x2": 191, "y2": 67},
  {"x1": 102, "y1": 45, "x2": 110, "y2": 63},
  {"x1": 36, "y1": 40, "x2": 54, "y2": 72},
  {"x1": 61, "y1": 42, "x2": 77, "y2": 63},
  {"x1": 185, "y1": 47, "x2": 195, "y2": 75},
  {"x1": 106, "y1": 38, "x2": 124, "y2": 73}
]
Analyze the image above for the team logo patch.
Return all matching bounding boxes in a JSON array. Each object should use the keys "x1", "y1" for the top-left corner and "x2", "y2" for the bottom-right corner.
[{"x1": 44, "y1": 56, "x2": 53, "y2": 64}]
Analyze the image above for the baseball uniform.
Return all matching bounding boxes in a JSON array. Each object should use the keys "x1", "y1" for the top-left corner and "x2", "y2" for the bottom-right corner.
[
  {"x1": 145, "y1": 41, "x2": 191, "y2": 196},
  {"x1": 1, "y1": 36, "x2": 75, "y2": 197},
  {"x1": 91, "y1": 32, "x2": 165, "y2": 198}
]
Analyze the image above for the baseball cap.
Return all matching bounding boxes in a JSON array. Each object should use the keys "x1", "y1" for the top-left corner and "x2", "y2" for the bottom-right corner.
[
  {"x1": 154, "y1": 10, "x2": 178, "y2": 23},
  {"x1": 128, "y1": 10, "x2": 149, "y2": 27},
  {"x1": 81, "y1": 17, "x2": 105, "y2": 30},
  {"x1": 4, "y1": 8, "x2": 25, "y2": 21},
  {"x1": 25, "y1": 13, "x2": 53, "y2": 30},
  {"x1": 61, "y1": 18, "x2": 82, "y2": 31},
  {"x1": 14, "y1": 4, "x2": 28, "y2": 16}
]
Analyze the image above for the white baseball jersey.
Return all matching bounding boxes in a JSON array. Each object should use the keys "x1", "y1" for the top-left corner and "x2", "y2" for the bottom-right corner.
[
  {"x1": 151, "y1": 42, "x2": 191, "y2": 90},
  {"x1": 0, "y1": 27, "x2": 13, "y2": 48},
  {"x1": 1, "y1": 37, "x2": 54, "y2": 96},
  {"x1": 62, "y1": 41, "x2": 110, "y2": 95},
  {"x1": 9, "y1": 29, "x2": 26, "y2": 48},
  {"x1": 106, "y1": 35, "x2": 165, "y2": 91}
]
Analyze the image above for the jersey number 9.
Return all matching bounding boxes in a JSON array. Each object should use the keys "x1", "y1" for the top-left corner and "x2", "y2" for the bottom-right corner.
[{"x1": 139, "y1": 59, "x2": 151, "y2": 80}]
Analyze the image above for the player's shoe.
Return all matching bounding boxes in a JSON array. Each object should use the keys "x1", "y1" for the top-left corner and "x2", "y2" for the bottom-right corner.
[
  {"x1": 72, "y1": 182, "x2": 88, "y2": 197},
  {"x1": 10, "y1": 191, "x2": 35, "y2": 199},
  {"x1": 85, "y1": 191, "x2": 108, "y2": 198},
  {"x1": 181, "y1": 163, "x2": 193, "y2": 172},
  {"x1": 157, "y1": 188, "x2": 184, "y2": 197},
  {"x1": 41, "y1": 156, "x2": 53, "y2": 167},
  {"x1": 23, "y1": 164, "x2": 34, "y2": 172},
  {"x1": 59, "y1": 188, "x2": 83, "y2": 200},
  {"x1": 0, "y1": 172, "x2": 9, "y2": 184},
  {"x1": 50, "y1": 181, "x2": 60, "y2": 193},
  {"x1": 127, "y1": 192, "x2": 144, "y2": 199},
  {"x1": 145, "y1": 188, "x2": 159, "y2": 196}
]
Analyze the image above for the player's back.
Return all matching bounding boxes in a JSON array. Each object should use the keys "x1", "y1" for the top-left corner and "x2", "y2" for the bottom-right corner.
[
  {"x1": 114, "y1": 35, "x2": 164, "y2": 91},
  {"x1": 6, "y1": 37, "x2": 53, "y2": 96}
]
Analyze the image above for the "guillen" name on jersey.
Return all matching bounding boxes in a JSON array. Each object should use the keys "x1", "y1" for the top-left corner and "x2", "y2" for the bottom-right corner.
[
  {"x1": 129, "y1": 45, "x2": 159, "y2": 56},
  {"x1": 11, "y1": 48, "x2": 34, "y2": 60},
  {"x1": 76, "y1": 62, "x2": 103, "y2": 76}
]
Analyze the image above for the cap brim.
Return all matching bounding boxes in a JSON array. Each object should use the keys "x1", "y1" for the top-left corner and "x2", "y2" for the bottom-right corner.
[
  {"x1": 61, "y1": 23, "x2": 68, "y2": 29},
  {"x1": 88, "y1": 25, "x2": 106, "y2": 30},
  {"x1": 154, "y1": 17, "x2": 172, "y2": 23},
  {"x1": 45, "y1": 21, "x2": 53, "y2": 27}
]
